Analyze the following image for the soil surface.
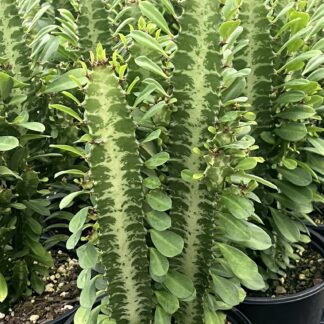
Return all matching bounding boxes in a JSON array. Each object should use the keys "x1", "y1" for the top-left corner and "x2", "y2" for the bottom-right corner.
[
  {"x1": 251, "y1": 244, "x2": 324, "y2": 298},
  {"x1": 0, "y1": 249, "x2": 80, "y2": 324}
]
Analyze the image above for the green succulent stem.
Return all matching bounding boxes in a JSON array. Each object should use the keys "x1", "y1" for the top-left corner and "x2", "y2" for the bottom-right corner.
[
  {"x1": 167, "y1": 0, "x2": 222, "y2": 322},
  {"x1": 0, "y1": 0, "x2": 31, "y2": 78},
  {"x1": 78, "y1": 0, "x2": 112, "y2": 59},
  {"x1": 85, "y1": 64, "x2": 152, "y2": 323}
]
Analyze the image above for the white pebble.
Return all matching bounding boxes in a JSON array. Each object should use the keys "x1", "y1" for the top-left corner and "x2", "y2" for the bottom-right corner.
[
  {"x1": 29, "y1": 314, "x2": 40, "y2": 322},
  {"x1": 63, "y1": 305, "x2": 73, "y2": 310},
  {"x1": 45, "y1": 283, "x2": 54, "y2": 292},
  {"x1": 60, "y1": 292, "x2": 69, "y2": 297},
  {"x1": 0, "y1": 313, "x2": 5, "y2": 319},
  {"x1": 57, "y1": 266, "x2": 65, "y2": 274},
  {"x1": 50, "y1": 275, "x2": 56, "y2": 281},
  {"x1": 55, "y1": 273, "x2": 61, "y2": 279}
]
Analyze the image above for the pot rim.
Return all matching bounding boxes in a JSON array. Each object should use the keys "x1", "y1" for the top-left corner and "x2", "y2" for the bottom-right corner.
[
  {"x1": 244, "y1": 229, "x2": 324, "y2": 305},
  {"x1": 227, "y1": 307, "x2": 252, "y2": 324}
]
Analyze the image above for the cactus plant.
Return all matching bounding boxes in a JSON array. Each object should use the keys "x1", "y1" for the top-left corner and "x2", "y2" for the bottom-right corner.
[
  {"x1": 1, "y1": 0, "x2": 323, "y2": 323},
  {"x1": 236, "y1": 0, "x2": 324, "y2": 278},
  {"x1": 57, "y1": 1, "x2": 272, "y2": 323}
]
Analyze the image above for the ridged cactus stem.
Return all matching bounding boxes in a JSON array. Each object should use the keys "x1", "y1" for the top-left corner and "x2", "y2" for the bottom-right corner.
[
  {"x1": 0, "y1": 0, "x2": 31, "y2": 78},
  {"x1": 168, "y1": 0, "x2": 222, "y2": 322},
  {"x1": 85, "y1": 62, "x2": 152, "y2": 323}
]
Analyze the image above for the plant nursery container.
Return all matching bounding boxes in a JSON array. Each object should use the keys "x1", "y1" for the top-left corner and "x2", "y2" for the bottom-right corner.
[
  {"x1": 48, "y1": 307, "x2": 77, "y2": 324},
  {"x1": 309, "y1": 224, "x2": 324, "y2": 237},
  {"x1": 227, "y1": 308, "x2": 252, "y2": 324},
  {"x1": 238, "y1": 229, "x2": 324, "y2": 324}
]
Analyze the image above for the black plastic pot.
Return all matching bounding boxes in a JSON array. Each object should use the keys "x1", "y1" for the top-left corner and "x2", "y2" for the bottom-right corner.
[
  {"x1": 47, "y1": 307, "x2": 77, "y2": 324},
  {"x1": 227, "y1": 308, "x2": 252, "y2": 324},
  {"x1": 238, "y1": 229, "x2": 324, "y2": 324},
  {"x1": 309, "y1": 224, "x2": 324, "y2": 237}
]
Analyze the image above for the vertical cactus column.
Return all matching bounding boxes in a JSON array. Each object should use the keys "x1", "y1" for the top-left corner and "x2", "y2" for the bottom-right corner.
[
  {"x1": 78, "y1": 0, "x2": 112, "y2": 59},
  {"x1": 0, "y1": 0, "x2": 31, "y2": 78},
  {"x1": 85, "y1": 48, "x2": 152, "y2": 323},
  {"x1": 167, "y1": 0, "x2": 222, "y2": 321}
]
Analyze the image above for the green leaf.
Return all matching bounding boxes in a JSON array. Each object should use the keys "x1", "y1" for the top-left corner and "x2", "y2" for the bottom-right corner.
[
  {"x1": 204, "y1": 310, "x2": 226, "y2": 324},
  {"x1": 143, "y1": 78, "x2": 168, "y2": 96},
  {"x1": 271, "y1": 208, "x2": 301, "y2": 242},
  {"x1": 211, "y1": 274, "x2": 243, "y2": 306},
  {"x1": 30, "y1": 273, "x2": 44, "y2": 295},
  {"x1": 77, "y1": 243, "x2": 98, "y2": 269},
  {"x1": 77, "y1": 269, "x2": 91, "y2": 289},
  {"x1": 24, "y1": 199, "x2": 50, "y2": 216},
  {"x1": 69, "y1": 207, "x2": 89, "y2": 233},
  {"x1": 44, "y1": 68, "x2": 88, "y2": 93},
  {"x1": 306, "y1": 137, "x2": 324, "y2": 156},
  {"x1": 0, "y1": 273, "x2": 8, "y2": 302},
  {"x1": 0, "y1": 136, "x2": 19, "y2": 151},
  {"x1": 219, "y1": 20, "x2": 241, "y2": 39},
  {"x1": 164, "y1": 270, "x2": 195, "y2": 299},
  {"x1": 155, "y1": 290, "x2": 179, "y2": 314},
  {"x1": 60, "y1": 191, "x2": 87, "y2": 209},
  {"x1": 150, "y1": 248, "x2": 169, "y2": 277},
  {"x1": 80, "y1": 277, "x2": 97, "y2": 308},
  {"x1": 220, "y1": 194, "x2": 254, "y2": 220},
  {"x1": 303, "y1": 54, "x2": 324, "y2": 75},
  {"x1": 18, "y1": 122, "x2": 45, "y2": 132},
  {"x1": 0, "y1": 166, "x2": 22, "y2": 179},
  {"x1": 27, "y1": 241, "x2": 53, "y2": 267},
  {"x1": 74, "y1": 307, "x2": 91, "y2": 324},
  {"x1": 134, "y1": 84, "x2": 156, "y2": 107},
  {"x1": 146, "y1": 210, "x2": 171, "y2": 231},
  {"x1": 66, "y1": 231, "x2": 82, "y2": 250},
  {"x1": 277, "y1": 105, "x2": 315, "y2": 120},
  {"x1": 135, "y1": 56, "x2": 168, "y2": 78},
  {"x1": 0, "y1": 72, "x2": 13, "y2": 100},
  {"x1": 143, "y1": 176, "x2": 161, "y2": 189},
  {"x1": 278, "y1": 167, "x2": 312, "y2": 186},
  {"x1": 154, "y1": 305, "x2": 171, "y2": 324},
  {"x1": 141, "y1": 101, "x2": 167, "y2": 121},
  {"x1": 50, "y1": 144, "x2": 86, "y2": 158},
  {"x1": 142, "y1": 129, "x2": 161, "y2": 143},
  {"x1": 218, "y1": 213, "x2": 251, "y2": 242},
  {"x1": 147, "y1": 190, "x2": 172, "y2": 211},
  {"x1": 150, "y1": 229, "x2": 184, "y2": 257},
  {"x1": 260, "y1": 131, "x2": 275, "y2": 144},
  {"x1": 283, "y1": 158, "x2": 298, "y2": 170},
  {"x1": 161, "y1": 0, "x2": 176, "y2": 16},
  {"x1": 308, "y1": 68, "x2": 324, "y2": 81},
  {"x1": 219, "y1": 243, "x2": 265, "y2": 290},
  {"x1": 241, "y1": 223, "x2": 272, "y2": 250},
  {"x1": 274, "y1": 181, "x2": 313, "y2": 205},
  {"x1": 49, "y1": 104, "x2": 83, "y2": 122},
  {"x1": 145, "y1": 152, "x2": 170, "y2": 169},
  {"x1": 54, "y1": 169, "x2": 86, "y2": 178},
  {"x1": 242, "y1": 174, "x2": 278, "y2": 190},
  {"x1": 236, "y1": 157, "x2": 258, "y2": 170},
  {"x1": 274, "y1": 123, "x2": 307, "y2": 142},
  {"x1": 276, "y1": 90, "x2": 305, "y2": 104},
  {"x1": 26, "y1": 217, "x2": 42, "y2": 235},
  {"x1": 139, "y1": 1, "x2": 172, "y2": 36},
  {"x1": 131, "y1": 31, "x2": 167, "y2": 57}
]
